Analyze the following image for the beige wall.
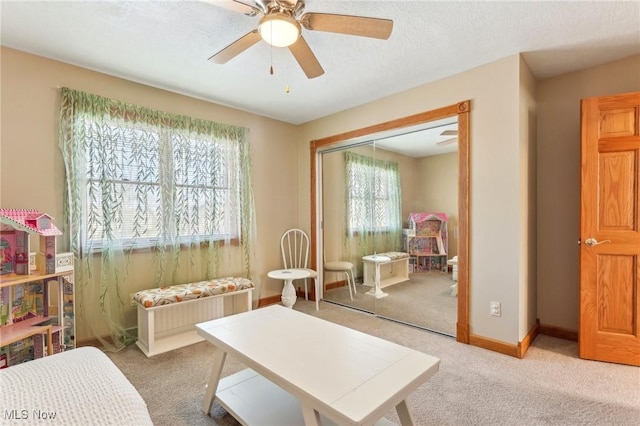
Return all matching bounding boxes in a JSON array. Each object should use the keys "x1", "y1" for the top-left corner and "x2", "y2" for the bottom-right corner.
[
  {"x1": 302, "y1": 54, "x2": 640, "y2": 344},
  {"x1": 0, "y1": 47, "x2": 301, "y2": 340},
  {"x1": 519, "y1": 56, "x2": 537, "y2": 339},
  {"x1": 536, "y1": 54, "x2": 640, "y2": 331},
  {"x1": 301, "y1": 55, "x2": 525, "y2": 344}
]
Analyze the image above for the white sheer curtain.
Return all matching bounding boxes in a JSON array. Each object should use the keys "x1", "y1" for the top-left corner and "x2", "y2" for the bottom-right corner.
[
  {"x1": 344, "y1": 150, "x2": 402, "y2": 276},
  {"x1": 58, "y1": 88, "x2": 256, "y2": 349}
]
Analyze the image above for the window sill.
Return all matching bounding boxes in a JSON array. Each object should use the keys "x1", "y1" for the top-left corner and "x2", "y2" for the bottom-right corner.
[{"x1": 82, "y1": 237, "x2": 240, "y2": 254}]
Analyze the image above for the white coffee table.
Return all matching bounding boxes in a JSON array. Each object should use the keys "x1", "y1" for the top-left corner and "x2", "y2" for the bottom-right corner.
[
  {"x1": 196, "y1": 305, "x2": 440, "y2": 425},
  {"x1": 268, "y1": 268, "x2": 310, "y2": 308}
]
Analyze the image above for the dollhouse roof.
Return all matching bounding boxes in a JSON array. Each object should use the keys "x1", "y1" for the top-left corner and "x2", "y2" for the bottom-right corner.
[
  {"x1": 408, "y1": 212, "x2": 448, "y2": 223},
  {"x1": 25, "y1": 213, "x2": 51, "y2": 222},
  {"x1": 0, "y1": 209, "x2": 62, "y2": 236}
]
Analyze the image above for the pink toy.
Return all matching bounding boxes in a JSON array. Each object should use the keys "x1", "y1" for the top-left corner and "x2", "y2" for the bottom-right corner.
[{"x1": 0, "y1": 209, "x2": 63, "y2": 275}]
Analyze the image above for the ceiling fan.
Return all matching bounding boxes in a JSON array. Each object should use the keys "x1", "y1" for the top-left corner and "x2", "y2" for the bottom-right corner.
[
  {"x1": 207, "y1": 0, "x2": 394, "y2": 79},
  {"x1": 437, "y1": 129, "x2": 458, "y2": 146}
]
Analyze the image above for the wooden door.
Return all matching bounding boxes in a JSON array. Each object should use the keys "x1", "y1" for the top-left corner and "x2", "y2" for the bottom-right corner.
[{"x1": 580, "y1": 91, "x2": 640, "y2": 366}]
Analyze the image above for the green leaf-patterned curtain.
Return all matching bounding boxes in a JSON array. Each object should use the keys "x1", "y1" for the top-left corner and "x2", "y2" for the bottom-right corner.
[
  {"x1": 58, "y1": 88, "x2": 256, "y2": 350},
  {"x1": 344, "y1": 151, "x2": 402, "y2": 275}
]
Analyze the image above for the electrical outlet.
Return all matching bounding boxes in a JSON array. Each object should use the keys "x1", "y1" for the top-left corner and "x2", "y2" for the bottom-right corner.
[
  {"x1": 129, "y1": 293, "x2": 137, "y2": 307},
  {"x1": 490, "y1": 301, "x2": 501, "y2": 317}
]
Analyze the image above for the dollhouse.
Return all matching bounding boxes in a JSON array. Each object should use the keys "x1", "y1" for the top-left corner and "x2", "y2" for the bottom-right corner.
[
  {"x1": 403, "y1": 212, "x2": 449, "y2": 272},
  {"x1": 0, "y1": 209, "x2": 75, "y2": 367},
  {"x1": 0, "y1": 209, "x2": 71, "y2": 275}
]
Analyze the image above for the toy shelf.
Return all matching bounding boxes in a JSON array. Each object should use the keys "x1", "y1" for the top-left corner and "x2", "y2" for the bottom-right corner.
[
  {"x1": 0, "y1": 270, "x2": 74, "y2": 365},
  {"x1": 0, "y1": 315, "x2": 63, "y2": 355},
  {"x1": 0, "y1": 270, "x2": 69, "y2": 288}
]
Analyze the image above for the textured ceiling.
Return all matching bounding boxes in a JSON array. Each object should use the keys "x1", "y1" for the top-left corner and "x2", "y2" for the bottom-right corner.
[{"x1": 1, "y1": 0, "x2": 639, "y2": 125}]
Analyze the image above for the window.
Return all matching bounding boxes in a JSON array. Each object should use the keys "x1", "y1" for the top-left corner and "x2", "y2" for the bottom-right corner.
[
  {"x1": 345, "y1": 151, "x2": 401, "y2": 234},
  {"x1": 59, "y1": 88, "x2": 254, "y2": 347},
  {"x1": 78, "y1": 113, "x2": 245, "y2": 249}
]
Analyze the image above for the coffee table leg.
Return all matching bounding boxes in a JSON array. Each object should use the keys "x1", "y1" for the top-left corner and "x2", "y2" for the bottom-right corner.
[
  {"x1": 301, "y1": 404, "x2": 321, "y2": 425},
  {"x1": 396, "y1": 400, "x2": 414, "y2": 425},
  {"x1": 202, "y1": 348, "x2": 227, "y2": 415}
]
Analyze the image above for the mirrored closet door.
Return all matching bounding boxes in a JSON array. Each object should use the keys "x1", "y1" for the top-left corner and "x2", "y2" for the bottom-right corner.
[{"x1": 319, "y1": 117, "x2": 460, "y2": 337}]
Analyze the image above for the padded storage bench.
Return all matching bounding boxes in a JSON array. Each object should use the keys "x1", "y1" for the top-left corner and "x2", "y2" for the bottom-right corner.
[
  {"x1": 134, "y1": 277, "x2": 254, "y2": 357},
  {"x1": 363, "y1": 252, "x2": 411, "y2": 289}
]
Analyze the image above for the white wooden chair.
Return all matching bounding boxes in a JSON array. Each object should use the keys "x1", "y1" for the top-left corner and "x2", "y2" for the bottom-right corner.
[{"x1": 280, "y1": 229, "x2": 319, "y2": 310}]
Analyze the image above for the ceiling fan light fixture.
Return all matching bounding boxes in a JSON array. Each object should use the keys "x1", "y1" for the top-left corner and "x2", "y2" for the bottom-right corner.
[{"x1": 258, "y1": 13, "x2": 301, "y2": 47}]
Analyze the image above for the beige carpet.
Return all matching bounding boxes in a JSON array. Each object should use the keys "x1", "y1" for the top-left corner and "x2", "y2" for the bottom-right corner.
[
  {"x1": 107, "y1": 301, "x2": 640, "y2": 426},
  {"x1": 324, "y1": 271, "x2": 457, "y2": 336}
]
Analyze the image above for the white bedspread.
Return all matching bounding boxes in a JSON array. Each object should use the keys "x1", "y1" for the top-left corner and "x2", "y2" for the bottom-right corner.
[{"x1": 0, "y1": 346, "x2": 153, "y2": 425}]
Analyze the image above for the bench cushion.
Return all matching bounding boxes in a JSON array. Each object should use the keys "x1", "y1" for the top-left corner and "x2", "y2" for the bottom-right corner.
[
  {"x1": 135, "y1": 277, "x2": 254, "y2": 308},
  {"x1": 375, "y1": 251, "x2": 410, "y2": 260}
]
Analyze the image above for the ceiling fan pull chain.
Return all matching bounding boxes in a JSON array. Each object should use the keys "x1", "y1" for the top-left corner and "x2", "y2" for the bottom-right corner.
[{"x1": 270, "y1": 31, "x2": 274, "y2": 75}]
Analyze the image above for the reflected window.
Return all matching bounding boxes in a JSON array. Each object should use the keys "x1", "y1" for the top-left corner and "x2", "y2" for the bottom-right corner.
[{"x1": 345, "y1": 151, "x2": 401, "y2": 234}]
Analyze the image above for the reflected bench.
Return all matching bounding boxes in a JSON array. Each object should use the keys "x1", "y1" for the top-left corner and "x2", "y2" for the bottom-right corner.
[{"x1": 362, "y1": 252, "x2": 410, "y2": 294}]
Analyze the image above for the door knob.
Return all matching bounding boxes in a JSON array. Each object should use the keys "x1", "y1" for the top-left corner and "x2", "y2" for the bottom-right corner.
[{"x1": 584, "y1": 238, "x2": 612, "y2": 247}]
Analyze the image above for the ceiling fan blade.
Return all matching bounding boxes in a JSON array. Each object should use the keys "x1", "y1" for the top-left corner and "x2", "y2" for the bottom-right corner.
[
  {"x1": 208, "y1": 30, "x2": 261, "y2": 64},
  {"x1": 288, "y1": 36, "x2": 324, "y2": 79},
  {"x1": 441, "y1": 130, "x2": 458, "y2": 136},
  {"x1": 436, "y1": 138, "x2": 458, "y2": 146},
  {"x1": 300, "y1": 13, "x2": 393, "y2": 40},
  {"x1": 202, "y1": 0, "x2": 260, "y2": 16}
]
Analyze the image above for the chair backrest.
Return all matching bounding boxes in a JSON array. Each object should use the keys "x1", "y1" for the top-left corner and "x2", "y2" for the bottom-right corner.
[{"x1": 281, "y1": 229, "x2": 310, "y2": 270}]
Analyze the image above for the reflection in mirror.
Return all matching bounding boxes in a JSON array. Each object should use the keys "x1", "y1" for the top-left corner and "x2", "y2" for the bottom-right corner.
[{"x1": 321, "y1": 117, "x2": 459, "y2": 336}]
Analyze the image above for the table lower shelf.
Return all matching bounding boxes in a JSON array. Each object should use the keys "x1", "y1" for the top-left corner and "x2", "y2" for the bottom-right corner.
[
  {"x1": 215, "y1": 369, "x2": 396, "y2": 426},
  {"x1": 362, "y1": 276, "x2": 410, "y2": 289}
]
